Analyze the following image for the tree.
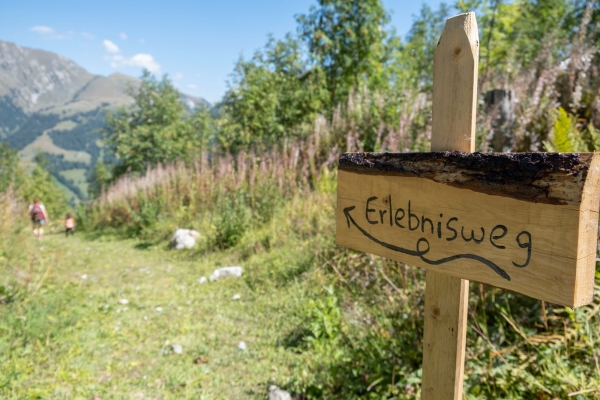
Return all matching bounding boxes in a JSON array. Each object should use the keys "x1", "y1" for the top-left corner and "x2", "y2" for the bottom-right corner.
[
  {"x1": 88, "y1": 159, "x2": 112, "y2": 198},
  {"x1": 220, "y1": 35, "x2": 328, "y2": 151},
  {"x1": 395, "y1": 3, "x2": 451, "y2": 92},
  {"x1": 102, "y1": 70, "x2": 204, "y2": 178},
  {"x1": 296, "y1": 0, "x2": 395, "y2": 106},
  {"x1": 0, "y1": 143, "x2": 24, "y2": 192}
]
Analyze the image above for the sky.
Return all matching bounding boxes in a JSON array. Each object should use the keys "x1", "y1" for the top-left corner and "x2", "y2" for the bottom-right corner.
[{"x1": 0, "y1": 0, "x2": 447, "y2": 104}]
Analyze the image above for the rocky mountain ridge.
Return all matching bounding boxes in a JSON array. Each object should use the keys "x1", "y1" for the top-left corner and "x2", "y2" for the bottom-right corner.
[
  {"x1": 0, "y1": 39, "x2": 208, "y2": 136},
  {"x1": 0, "y1": 39, "x2": 210, "y2": 201}
]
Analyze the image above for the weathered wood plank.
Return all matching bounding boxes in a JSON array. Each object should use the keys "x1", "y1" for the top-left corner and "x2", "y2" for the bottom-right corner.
[
  {"x1": 336, "y1": 153, "x2": 600, "y2": 306},
  {"x1": 338, "y1": 151, "x2": 599, "y2": 206}
]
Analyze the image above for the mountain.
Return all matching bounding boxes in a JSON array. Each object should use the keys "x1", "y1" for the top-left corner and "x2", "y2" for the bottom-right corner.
[{"x1": 0, "y1": 40, "x2": 210, "y2": 202}]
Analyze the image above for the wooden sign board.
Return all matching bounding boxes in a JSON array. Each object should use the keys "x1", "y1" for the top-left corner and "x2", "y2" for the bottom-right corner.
[{"x1": 336, "y1": 151, "x2": 600, "y2": 307}]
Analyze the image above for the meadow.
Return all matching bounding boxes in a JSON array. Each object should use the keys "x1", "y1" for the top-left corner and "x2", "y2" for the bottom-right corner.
[
  {"x1": 2, "y1": 141, "x2": 600, "y2": 398},
  {"x1": 2, "y1": 0, "x2": 600, "y2": 398}
]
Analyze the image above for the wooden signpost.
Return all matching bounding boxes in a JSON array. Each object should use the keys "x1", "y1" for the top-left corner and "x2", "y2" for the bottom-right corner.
[{"x1": 335, "y1": 12, "x2": 600, "y2": 399}]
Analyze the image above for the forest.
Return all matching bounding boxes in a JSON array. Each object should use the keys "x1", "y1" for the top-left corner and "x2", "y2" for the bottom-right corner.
[{"x1": 1, "y1": 0, "x2": 600, "y2": 398}]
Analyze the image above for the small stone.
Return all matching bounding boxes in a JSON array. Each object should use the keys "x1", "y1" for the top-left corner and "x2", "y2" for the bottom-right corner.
[
  {"x1": 143, "y1": 316, "x2": 148, "y2": 320},
  {"x1": 209, "y1": 266, "x2": 243, "y2": 282},
  {"x1": 237, "y1": 341, "x2": 247, "y2": 351},
  {"x1": 232, "y1": 294, "x2": 241, "y2": 300},
  {"x1": 268, "y1": 385, "x2": 292, "y2": 400},
  {"x1": 172, "y1": 344, "x2": 183, "y2": 354},
  {"x1": 81, "y1": 274, "x2": 88, "y2": 280},
  {"x1": 39, "y1": 246, "x2": 44, "y2": 251},
  {"x1": 197, "y1": 276, "x2": 207, "y2": 284},
  {"x1": 119, "y1": 299, "x2": 129, "y2": 305},
  {"x1": 155, "y1": 307, "x2": 163, "y2": 312}
]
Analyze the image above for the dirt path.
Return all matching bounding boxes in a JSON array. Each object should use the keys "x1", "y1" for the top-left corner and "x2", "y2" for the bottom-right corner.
[{"x1": 0, "y1": 232, "x2": 306, "y2": 399}]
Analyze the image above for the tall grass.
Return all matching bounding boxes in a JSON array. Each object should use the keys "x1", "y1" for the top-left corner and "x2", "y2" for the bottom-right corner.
[{"x1": 0, "y1": 187, "x2": 37, "y2": 306}]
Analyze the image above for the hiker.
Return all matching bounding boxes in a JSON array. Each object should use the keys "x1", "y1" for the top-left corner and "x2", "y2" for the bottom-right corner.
[
  {"x1": 29, "y1": 198, "x2": 49, "y2": 239},
  {"x1": 65, "y1": 213, "x2": 75, "y2": 237}
]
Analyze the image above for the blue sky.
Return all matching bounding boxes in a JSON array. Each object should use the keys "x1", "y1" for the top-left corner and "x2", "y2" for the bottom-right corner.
[{"x1": 0, "y1": 0, "x2": 447, "y2": 103}]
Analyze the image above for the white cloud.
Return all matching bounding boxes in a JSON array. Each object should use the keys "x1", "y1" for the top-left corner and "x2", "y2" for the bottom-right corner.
[
  {"x1": 31, "y1": 25, "x2": 55, "y2": 35},
  {"x1": 102, "y1": 38, "x2": 160, "y2": 73},
  {"x1": 30, "y1": 25, "x2": 73, "y2": 40},
  {"x1": 173, "y1": 73, "x2": 184, "y2": 80},
  {"x1": 103, "y1": 40, "x2": 120, "y2": 53},
  {"x1": 126, "y1": 54, "x2": 160, "y2": 72},
  {"x1": 188, "y1": 84, "x2": 197, "y2": 89},
  {"x1": 108, "y1": 53, "x2": 160, "y2": 73},
  {"x1": 81, "y1": 32, "x2": 95, "y2": 39},
  {"x1": 120, "y1": 32, "x2": 127, "y2": 40}
]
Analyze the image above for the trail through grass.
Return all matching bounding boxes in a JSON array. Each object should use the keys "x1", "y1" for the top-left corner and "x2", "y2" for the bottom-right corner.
[{"x1": 0, "y1": 231, "x2": 310, "y2": 399}]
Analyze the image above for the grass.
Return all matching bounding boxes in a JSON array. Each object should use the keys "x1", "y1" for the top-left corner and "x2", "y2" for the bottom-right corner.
[
  {"x1": 3, "y1": 168, "x2": 600, "y2": 399},
  {"x1": 0, "y1": 228, "x2": 314, "y2": 399}
]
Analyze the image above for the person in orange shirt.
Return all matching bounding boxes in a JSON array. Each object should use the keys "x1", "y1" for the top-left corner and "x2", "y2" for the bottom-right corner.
[{"x1": 65, "y1": 213, "x2": 75, "y2": 237}]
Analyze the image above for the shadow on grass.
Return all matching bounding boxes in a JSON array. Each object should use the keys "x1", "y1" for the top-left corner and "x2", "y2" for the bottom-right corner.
[{"x1": 133, "y1": 241, "x2": 156, "y2": 250}]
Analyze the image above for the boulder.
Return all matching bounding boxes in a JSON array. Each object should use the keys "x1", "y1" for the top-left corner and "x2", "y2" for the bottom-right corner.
[
  {"x1": 171, "y1": 229, "x2": 200, "y2": 250},
  {"x1": 268, "y1": 385, "x2": 292, "y2": 400},
  {"x1": 209, "y1": 266, "x2": 243, "y2": 281}
]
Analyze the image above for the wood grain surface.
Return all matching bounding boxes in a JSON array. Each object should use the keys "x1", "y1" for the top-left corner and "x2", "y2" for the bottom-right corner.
[{"x1": 336, "y1": 159, "x2": 600, "y2": 307}]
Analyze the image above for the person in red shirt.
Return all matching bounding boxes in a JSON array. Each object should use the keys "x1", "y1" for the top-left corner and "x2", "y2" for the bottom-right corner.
[{"x1": 29, "y1": 198, "x2": 49, "y2": 239}]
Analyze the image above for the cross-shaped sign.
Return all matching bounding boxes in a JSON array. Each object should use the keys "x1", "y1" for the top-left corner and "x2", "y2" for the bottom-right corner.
[{"x1": 335, "y1": 12, "x2": 600, "y2": 399}]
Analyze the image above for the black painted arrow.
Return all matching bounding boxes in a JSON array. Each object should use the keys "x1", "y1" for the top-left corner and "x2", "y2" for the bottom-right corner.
[{"x1": 343, "y1": 206, "x2": 511, "y2": 281}]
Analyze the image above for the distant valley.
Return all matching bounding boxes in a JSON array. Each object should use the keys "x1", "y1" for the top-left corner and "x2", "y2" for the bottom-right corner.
[{"x1": 0, "y1": 40, "x2": 209, "y2": 202}]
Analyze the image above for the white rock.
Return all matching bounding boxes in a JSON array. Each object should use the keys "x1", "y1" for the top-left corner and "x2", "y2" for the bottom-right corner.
[
  {"x1": 197, "y1": 276, "x2": 207, "y2": 284},
  {"x1": 209, "y1": 266, "x2": 243, "y2": 282},
  {"x1": 232, "y1": 294, "x2": 241, "y2": 300},
  {"x1": 237, "y1": 341, "x2": 247, "y2": 351},
  {"x1": 81, "y1": 274, "x2": 88, "y2": 280},
  {"x1": 172, "y1": 344, "x2": 183, "y2": 354},
  {"x1": 171, "y1": 229, "x2": 201, "y2": 250},
  {"x1": 119, "y1": 299, "x2": 129, "y2": 305},
  {"x1": 268, "y1": 385, "x2": 292, "y2": 400},
  {"x1": 155, "y1": 307, "x2": 163, "y2": 312}
]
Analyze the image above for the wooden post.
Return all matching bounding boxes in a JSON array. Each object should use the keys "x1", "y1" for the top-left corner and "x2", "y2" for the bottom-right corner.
[
  {"x1": 421, "y1": 12, "x2": 479, "y2": 400},
  {"x1": 336, "y1": 9, "x2": 600, "y2": 399}
]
